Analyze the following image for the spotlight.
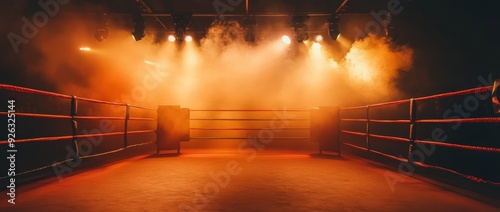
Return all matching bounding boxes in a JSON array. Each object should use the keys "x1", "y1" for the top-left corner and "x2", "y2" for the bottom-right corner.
[
  {"x1": 132, "y1": 14, "x2": 145, "y2": 41},
  {"x1": 185, "y1": 35, "x2": 193, "y2": 42},
  {"x1": 168, "y1": 35, "x2": 176, "y2": 42},
  {"x1": 291, "y1": 16, "x2": 309, "y2": 43},
  {"x1": 282, "y1": 35, "x2": 291, "y2": 44},
  {"x1": 243, "y1": 16, "x2": 256, "y2": 42},
  {"x1": 328, "y1": 15, "x2": 341, "y2": 40},
  {"x1": 94, "y1": 13, "x2": 108, "y2": 42},
  {"x1": 172, "y1": 14, "x2": 192, "y2": 42},
  {"x1": 315, "y1": 35, "x2": 323, "y2": 42},
  {"x1": 79, "y1": 47, "x2": 91, "y2": 51}
]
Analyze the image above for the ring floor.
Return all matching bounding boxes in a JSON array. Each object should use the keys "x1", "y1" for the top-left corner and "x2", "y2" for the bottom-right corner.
[{"x1": 1, "y1": 150, "x2": 499, "y2": 211}]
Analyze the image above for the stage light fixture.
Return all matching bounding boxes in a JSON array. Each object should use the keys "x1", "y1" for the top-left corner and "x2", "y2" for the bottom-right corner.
[
  {"x1": 132, "y1": 14, "x2": 145, "y2": 41},
  {"x1": 173, "y1": 14, "x2": 192, "y2": 42},
  {"x1": 94, "y1": 13, "x2": 108, "y2": 42},
  {"x1": 328, "y1": 15, "x2": 340, "y2": 40},
  {"x1": 295, "y1": 28, "x2": 309, "y2": 43},
  {"x1": 168, "y1": 35, "x2": 176, "y2": 42},
  {"x1": 243, "y1": 16, "x2": 256, "y2": 42},
  {"x1": 291, "y1": 16, "x2": 309, "y2": 43},
  {"x1": 384, "y1": 13, "x2": 399, "y2": 42},
  {"x1": 175, "y1": 28, "x2": 185, "y2": 42},
  {"x1": 282, "y1": 35, "x2": 291, "y2": 44},
  {"x1": 185, "y1": 35, "x2": 193, "y2": 42},
  {"x1": 385, "y1": 26, "x2": 399, "y2": 42},
  {"x1": 315, "y1": 35, "x2": 323, "y2": 42}
]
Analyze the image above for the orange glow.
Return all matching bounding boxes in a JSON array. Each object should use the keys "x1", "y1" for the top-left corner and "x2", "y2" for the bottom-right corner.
[
  {"x1": 25, "y1": 15, "x2": 413, "y2": 128},
  {"x1": 311, "y1": 42, "x2": 321, "y2": 51},
  {"x1": 336, "y1": 34, "x2": 352, "y2": 50},
  {"x1": 344, "y1": 35, "x2": 414, "y2": 102},
  {"x1": 144, "y1": 60, "x2": 154, "y2": 65},
  {"x1": 328, "y1": 59, "x2": 339, "y2": 70},
  {"x1": 348, "y1": 58, "x2": 375, "y2": 82},
  {"x1": 345, "y1": 40, "x2": 377, "y2": 82}
]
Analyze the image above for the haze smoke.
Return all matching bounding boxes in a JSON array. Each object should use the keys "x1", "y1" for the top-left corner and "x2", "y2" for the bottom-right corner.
[{"x1": 14, "y1": 9, "x2": 413, "y2": 109}]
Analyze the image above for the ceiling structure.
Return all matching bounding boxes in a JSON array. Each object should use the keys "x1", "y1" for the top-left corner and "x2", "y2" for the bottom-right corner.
[{"x1": 82, "y1": 0, "x2": 402, "y2": 37}]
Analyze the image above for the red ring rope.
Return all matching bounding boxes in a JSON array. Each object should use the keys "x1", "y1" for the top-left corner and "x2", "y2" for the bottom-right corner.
[
  {"x1": 342, "y1": 142, "x2": 367, "y2": 151},
  {"x1": 369, "y1": 119, "x2": 411, "y2": 123},
  {"x1": 340, "y1": 105, "x2": 368, "y2": 111},
  {"x1": 369, "y1": 149, "x2": 408, "y2": 162},
  {"x1": 413, "y1": 162, "x2": 500, "y2": 185},
  {"x1": 129, "y1": 105, "x2": 157, "y2": 111},
  {"x1": 370, "y1": 134, "x2": 410, "y2": 143},
  {"x1": 341, "y1": 118, "x2": 410, "y2": 123},
  {"x1": 0, "y1": 84, "x2": 155, "y2": 111},
  {"x1": 0, "y1": 84, "x2": 72, "y2": 99},
  {"x1": 76, "y1": 96, "x2": 127, "y2": 106},
  {"x1": 0, "y1": 112, "x2": 72, "y2": 119},
  {"x1": 369, "y1": 99, "x2": 411, "y2": 108},
  {"x1": 416, "y1": 117, "x2": 500, "y2": 123},
  {"x1": 414, "y1": 86, "x2": 492, "y2": 101},
  {"x1": 414, "y1": 140, "x2": 500, "y2": 153},
  {"x1": 340, "y1": 130, "x2": 367, "y2": 137},
  {"x1": 0, "y1": 135, "x2": 73, "y2": 144},
  {"x1": 128, "y1": 117, "x2": 157, "y2": 121},
  {"x1": 0, "y1": 130, "x2": 157, "y2": 145},
  {"x1": 75, "y1": 116, "x2": 126, "y2": 120},
  {"x1": 126, "y1": 130, "x2": 156, "y2": 135},
  {"x1": 340, "y1": 118, "x2": 368, "y2": 122}
]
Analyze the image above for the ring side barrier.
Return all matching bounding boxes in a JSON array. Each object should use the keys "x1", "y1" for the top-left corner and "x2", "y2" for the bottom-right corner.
[
  {"x1": 414, "y1": 86, "x2": 493, "y2": 101},
  {"x1": 340, "y1": 85, "x2": 500, "y2": 185},
  {"x1": 0, "y1": 112, "x2": 157, "y2": 121},
  {"x1": 0, "y1": 84, "x2": 157, "y2": 179},
  {"x1": 414, "y1": 140, "x2": 500, "y2": 153},
  {"x1": 189, "y1": 109, "x2": 311, "y2": 140}
]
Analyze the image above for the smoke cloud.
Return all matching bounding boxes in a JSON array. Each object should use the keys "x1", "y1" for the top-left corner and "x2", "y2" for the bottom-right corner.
[{"x1": 11, "y1": 8, "x2": 413, "y2": 110}]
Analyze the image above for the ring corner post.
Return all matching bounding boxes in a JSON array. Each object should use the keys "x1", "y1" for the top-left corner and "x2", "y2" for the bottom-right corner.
[
  {"x1": 310, "y1": 106, "x2": 341, "y2": 155},
  {"x1": 156, "y1": 105, "x2": 189, "y2": 155}
]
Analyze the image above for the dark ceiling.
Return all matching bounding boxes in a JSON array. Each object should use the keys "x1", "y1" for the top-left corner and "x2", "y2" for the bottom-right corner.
[
  {"x1": 92, "y1": 0, "x2": 388, "y2": 14},
  {"x1": 81, "y1": 0, "x2": 397, "y2": 33}
]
